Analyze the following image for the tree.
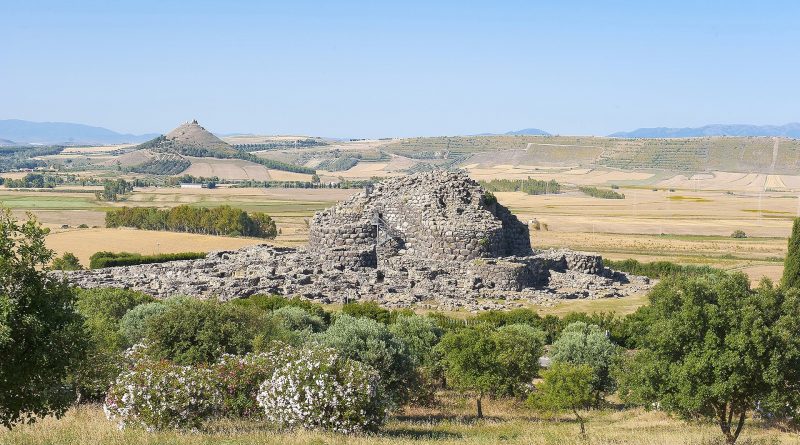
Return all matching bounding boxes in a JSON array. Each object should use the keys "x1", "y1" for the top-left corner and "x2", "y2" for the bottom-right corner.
[
  {"x1": 549, "y1": 321, "x2": 619, "y2": 401},
  {"x1": 528, "y1": 363, "x2": 595, "y2": 435},
  {"x1": 51, "y1": 252, "x2": 83, "y2": 270},
  {"x1": 0, "y1": 210, "x2": 87, "y2": 428},
  {"x1": 782, "y1": 218, "x2": 800, "y2": 289},
  {"x1": 616, "y1": 273, "x2": 800, "y2": 444},
  {"x1": 435, "y1": 324, "x2": 546, "y2": 418}
]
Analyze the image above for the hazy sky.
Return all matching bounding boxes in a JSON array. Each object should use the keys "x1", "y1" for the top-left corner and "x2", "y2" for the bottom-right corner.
[{"x1": 2, "y1": 0, "x2": 799, "y2": 138}]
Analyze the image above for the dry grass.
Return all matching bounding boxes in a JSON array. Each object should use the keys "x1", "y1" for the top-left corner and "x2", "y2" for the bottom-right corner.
[
  {"x1": 45, "y1": 228, "x2": 274, "y2": 265},
  {"x1": 2, "y1": 400, "x2": 795, "y2": 445}
]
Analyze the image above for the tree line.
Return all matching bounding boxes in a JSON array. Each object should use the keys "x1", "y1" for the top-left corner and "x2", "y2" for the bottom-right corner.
[
  {"x1": 105, "y1": 205, "x2": 278, "y2": 238},
  {"x1": 480, "y1": 177, "x2": 562, "y2": 195}
]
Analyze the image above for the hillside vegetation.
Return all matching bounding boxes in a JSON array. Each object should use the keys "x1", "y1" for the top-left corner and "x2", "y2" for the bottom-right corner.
[{"x1": 386, "y1": 135, "x2": 800, "y2": 174}]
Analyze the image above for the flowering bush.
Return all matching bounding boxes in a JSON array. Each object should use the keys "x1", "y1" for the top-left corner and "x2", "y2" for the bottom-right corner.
[
  {"x1": 103, "y1": 355, "x2": 220, "y2": 431},
  {"x1": 256, "y1": 346, "x2": 387, "y2": 433},
  {"x1": 213, "y1": 351, "x2": 285, "y2": 419}
]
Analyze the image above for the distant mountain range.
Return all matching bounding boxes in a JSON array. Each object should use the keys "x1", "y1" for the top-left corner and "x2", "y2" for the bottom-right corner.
[
  {"x1": 0, "y1": 119, "x2": 158, "y2": 145},
  {"x1": 609, "y1": 123, "x2": 800, "y2": 138}
]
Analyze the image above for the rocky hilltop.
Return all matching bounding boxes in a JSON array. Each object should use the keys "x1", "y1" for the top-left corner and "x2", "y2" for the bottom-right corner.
[
  {"x1": 66, "y1": 171, "x2": 650, "y2": 310},
  {"x1": 136, "y1": 119, "x2": 237, "y2": 157}
]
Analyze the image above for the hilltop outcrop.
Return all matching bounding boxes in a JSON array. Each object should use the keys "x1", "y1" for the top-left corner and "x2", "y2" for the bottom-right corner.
[{"x1": 66, "y1": 171, "x2": 650, "y2": 310}]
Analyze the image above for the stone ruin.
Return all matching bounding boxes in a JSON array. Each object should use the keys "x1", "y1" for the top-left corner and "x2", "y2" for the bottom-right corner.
[{"x1": 66, "y1": 171, "x2": 651, "y2": 311}]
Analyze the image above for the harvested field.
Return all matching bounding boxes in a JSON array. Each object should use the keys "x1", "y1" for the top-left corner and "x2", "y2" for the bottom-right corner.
[{"x1": 45, "y1": 227, "x2": 274, "y2": 266}]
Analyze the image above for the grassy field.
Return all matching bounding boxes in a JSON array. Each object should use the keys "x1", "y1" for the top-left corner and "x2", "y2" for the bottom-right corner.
[{"x1": 2, "y1": 398, "x2": 796, "y2": 445}]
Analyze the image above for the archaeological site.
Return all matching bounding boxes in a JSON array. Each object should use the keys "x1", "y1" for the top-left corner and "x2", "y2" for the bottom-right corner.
[{"x1": 67, "y1": 171, "x2": 650, "y2": 311}]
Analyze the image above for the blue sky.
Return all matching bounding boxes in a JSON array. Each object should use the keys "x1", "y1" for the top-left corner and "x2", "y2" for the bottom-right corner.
[{"x1": 2, "y1": 0, "x2": 798, "y2": 138}]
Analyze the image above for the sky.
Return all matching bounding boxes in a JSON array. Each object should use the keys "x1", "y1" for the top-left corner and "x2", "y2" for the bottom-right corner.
[{"x1": 2, "y1": 0, "x2": 799, "y2": 138}]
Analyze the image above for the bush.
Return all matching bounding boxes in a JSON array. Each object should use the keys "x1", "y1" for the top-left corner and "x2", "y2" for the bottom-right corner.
[
  {"x1": 389, "y1": 314, "x2": 444, "y2": 404},
  {"x1": 213, "y1": 352, "x2": 284, "y2": 419},
  {"x1": 118, "y1": 302, "x2": 167, "y2": 347},
  {"x1": 256, "y1": 345, "x2": 386, "y2": 433},
  {"x1": 271, "y1": 306, "x2": 326, "y2": 333},
  {"x1": 52, "y1": 252, "x2": 83, "y2": 270},
  {"x1": 0, "y1": 211, "x2": 87, "y2": 428},
  {"x1": 782, "y1": 218, "x2": 800, "y2": 289},
  {"x1": 104, "y1": 351, "x2": 220, "y2": 431},
  {"x1": 232, "y1": 294, "x2": 330, "y2": 325},
  {"x1": 144, "y1": 299, "x2": 261, "y2": 365},
  {"x1": 89, "y1": 251, "x2": 207, "y2": 269},
  {"x1": 549, "y1": 322, "x2": 619, "y2": 399},
  {"x1": 318, "y1": 314, "x2": 414, "y2": 407},
  {"x1": 73, "y1": 288, "x2": 154, "y2": 399},
  {"x1": 731, "y1": 229, "x2": 747, "y2": 239}
]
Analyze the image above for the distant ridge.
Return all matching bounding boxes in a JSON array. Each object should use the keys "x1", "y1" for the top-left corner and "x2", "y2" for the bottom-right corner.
[
  {"x1": 0, "y1": 119, "x2": 157, "y2": 145},
  {"x1": 475, "y1": 128, "x2": 551, "y2": 136},
  {"x1": 610, "y1": 123, "x2": 800, "y2": 138},
  {"x1": 0, "y1": 138, "x2": 17, "y2": 146}
]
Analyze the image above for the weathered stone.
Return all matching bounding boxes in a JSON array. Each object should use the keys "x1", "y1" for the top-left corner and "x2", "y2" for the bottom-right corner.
[{"x1": 62, "y1": 171, "x2": 652, "y2": 311}]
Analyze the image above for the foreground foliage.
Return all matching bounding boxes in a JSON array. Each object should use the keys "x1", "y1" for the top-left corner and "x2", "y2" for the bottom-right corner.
[
  {"x1": 617, "y1": 274, "x2": 800, "y2": 444},
  {"x1": 0, "y1": 210, "x2": 87, "y2": 428}
]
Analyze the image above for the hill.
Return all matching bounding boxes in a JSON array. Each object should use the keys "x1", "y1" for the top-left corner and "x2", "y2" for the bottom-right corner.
[
  {"x1": 134, "y1": 120, "x2": 316, "y2": 175},
  {"x1": 610, "y1": 123, "x2": 800, "y2": 138},
  {"x1": 0, "y1": 138, "x2": 17, "y2": 146},
  {"x1": 0, "y1": 119, "x2": 157, "y2": 145}
]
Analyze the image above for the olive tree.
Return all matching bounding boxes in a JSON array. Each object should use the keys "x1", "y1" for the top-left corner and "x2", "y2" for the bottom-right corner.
[
  {"x1": 616, "y1": 273, "x2": 800, "y2": 444},
  {"x1": 528, "y1": 363, "x2": 595, "y2": 435},
  {"x1": 550, "y1": 321, "x2": 618, "y2": 400},
  {"x1": 0, "y1": 210, "x2": 87, "y2": 428},
  {"x1": 435, "y1": 324, "x2": 546, "y2": 418}
]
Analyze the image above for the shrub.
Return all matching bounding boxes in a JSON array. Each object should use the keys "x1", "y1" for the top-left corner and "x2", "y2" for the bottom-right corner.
[
  {"x1": 213, "y1": 352, "x2": 284, "y2": 419},
  {"x1": 731, "y1": 229, "x2": 747, "y2": 239},
  {"x1": 52, "y1": 252, "x2": 83, "y2": 270},
  {"x1": 318, "y1": 314, "x2": 414, "y2": 407},
  {"x1": 89, "y1": 251, "x2": 206, "y2": 269},
  {"x1": 389, "y1": 314, "x2": 444, "y2": 404},
  {"x1": 341, "y1": 300, "x2": 393, "y2": 324},
  {"x1": 256, "y1": 345, "x2": 386, "y2": 433},
  {"x1": 271, "y1": 306, "x2": 326, "y2": 333},
  {"x1": 73, "y1": 288, "x2": 154, "y2": 400},
  {"x1": 118, "y1": 302, "x2": 167, "y2": 347},
  {"x1": 232, "y1": 294, "x2": 331, "y2": 325},
  {"x1": 0, "y1": 210, "x2": 87, "y2": 428},
  {"x1": 550, "y1": 322, "x2": 619, "y2": 399},
  {"x1": 144, "y1": 299, "x2": 260, "y2": 365},
  {"x1": 104, "y1": 353, "x2": 220, "y2": 431}
]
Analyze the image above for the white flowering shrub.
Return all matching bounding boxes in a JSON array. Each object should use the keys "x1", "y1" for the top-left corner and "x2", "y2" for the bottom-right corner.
[
  {"x1": 213, "y1": 351, "x2": 286, "y2": 419},
  {"x1": 256, "y1": 346, "x2": 387, "y2": 433},
  {"x1": 103, "y1": 357, "x2": 220, "y2": 431}
]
